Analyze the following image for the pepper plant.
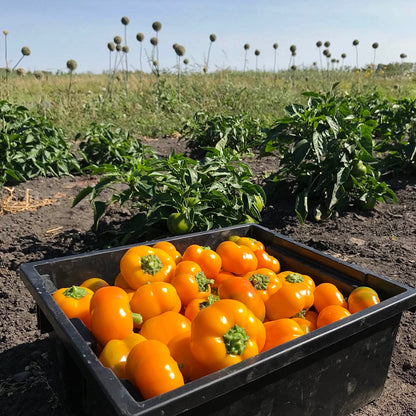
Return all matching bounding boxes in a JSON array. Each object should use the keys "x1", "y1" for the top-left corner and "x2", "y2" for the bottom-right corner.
[
  {"x1": 261, "y1": 86, "x2": 397, "y2": 222},
  {"x1": 0, "y1": 100, "x2": 80, "y2": 185},
  {"x1": 73, "y1": 147, "x2": 265, "y2": 244}
]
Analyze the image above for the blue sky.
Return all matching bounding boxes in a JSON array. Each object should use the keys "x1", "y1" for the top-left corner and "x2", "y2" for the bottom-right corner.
[{"x1": 2, "y1": 0, "x2": 415, "y2": 73}]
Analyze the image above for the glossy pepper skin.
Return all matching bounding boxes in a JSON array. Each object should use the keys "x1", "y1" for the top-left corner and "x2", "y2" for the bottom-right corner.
[
  {"x1": 90, "y1": 286, "x2": 139, "y2": 346},
  {"x1": 53, "y1": 285, "x2": 94, "y2": 329},
  {"x1": 190, "y1": 299, "x2": 265, "y2": 373},
  {"x1": 99, "y1": 333, "x2": 146, "y2": 379},
  {"x1": 182, "y1": 244, "x2": 222, "y2": 280},
  {"x1": 80, "y1": 277, "x2": 109, "y2": 292},
  {"x1": 170, "y1": 261, "x2": 214, "y2": 306},
  {"x1": 152, "y1": 241, "x2": 183, "y2": 265},
  {"x1": 119, "y1": 245, "x2": 176, "y2": 290},
  {"x1": 243, "y1": 268, "x2": 282, "y2": 303},
  {"x1": 228, "y1": 236, "x2": 265, "y2": 252},
  {"x1": 129, "y1": 281, "x2": 182, "y2": 323},
  {"x1": 216, "y1": 240, "x2": 258, "y2": 275},
  {"x1": 265, "y1": 282, "x2": 314, "y2": 320},
  {"x1": 261, "y1": 318, "x2": 304, "y2": 352},
  {"x1": 218, "y1": 275, "x2": 266, "y2": 322},
  {"x1": 126, "y1": 339, "x2": 184, "y2": 400},
  {"x1": 139, "y1": 311, "x2": 191, "y2": 345}
]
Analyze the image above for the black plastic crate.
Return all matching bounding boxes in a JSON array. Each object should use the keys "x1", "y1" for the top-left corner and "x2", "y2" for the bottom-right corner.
[{"x1": 19, "y1": 224, "x2": 416, "y2": 416}]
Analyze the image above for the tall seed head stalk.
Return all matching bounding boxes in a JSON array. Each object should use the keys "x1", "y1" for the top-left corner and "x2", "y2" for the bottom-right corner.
[
  {"x1": 288, "y1": 45, "x2": 296, "y2": 69},
  {"x1": 254, "y1": 49, "x2": 260, "y2": 71},
  {"x1": 372, "y1": 42, "x2": 379, "y2": 69},
  {"x1": 316, "y1": 41, "x2": 323, "y2": 70},
  {"x1": 243, "y1": 43, "x2": 250, "y2": 72},
  {"x1": 136, "y1": 32, "x2": 144, "y2": 82},
  {"x1": 151, "y1": 21, "x2": 162, "y2": 63},
  {"x1": 174, "y1": 44, "x2": 185, "y2": 101},
  {"x1": 205, "y1": 33, "x2": 217, "y2": 73},
  {"x1": 66, "y1": 59, "x2": 77, "y2": 103},
  {"x1": 353, "y1": 39, "x2": 359, "y2": 68},
  {"x1": 121, "y1": 16, "x2": 130, "y2": 93},
  {"x1": 12, "y1": 46, "x2": 31, "y2": 71},
  {"x1": 273, "y1": 43, "x2": 279, "y2": 75},
  {"x1": 3, "y1": 30, "x2": 8, "y2": 70}
]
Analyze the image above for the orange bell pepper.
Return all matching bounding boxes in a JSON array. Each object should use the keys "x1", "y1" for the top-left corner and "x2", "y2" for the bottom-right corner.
[
  {"x1": 190, "y1": 299, "x2": 265, "y2": 373},
  {"x1": 277, "y1": 271, "x2": 316, "y2": 291},
  {"x1": 99, "y1": 332, "x2": 146, "y2": 379},
  {"x1": 218, "y1": 275, "x2": 266, "y2": 321},
  {"x1": 215, "y1": 240, "x2": 258, "y2": 275},
  {"x1": 129, "y1": 281, "x2": 182, "y2": 323},
  {"x1": 152, "y1": 241, "x2": 183, "y2": 264},
  {"x1": 243, "y1": 268, "x2": 282, "y2": 303},
  {"x1": 261, "y1": 318, "x2": 304, "y2": 352},
  {"x1": 53, "y1": 285, "x2": 94, "y2": 329},
  {"x1": 313, "y1": 282, "x2": 347, "y2": 313},
  {"x1": 80, "y1": 277, "x2": 109, "y2": 292},
  {"x1": 265, "y1": 282, "x2": 314, "y2": 320},
  {"x1": 168, "y1": 332, "x2": 211, "y2": 382},
  {"x1": 90, "y1": 286, "x2": 142, "y2": 346},
  {"x1": 126, "y1": 339, "x2": 184, "y2": 399},
  {"x1": 182, "y1": 244, "x2": 222, "y2": 280},
  {"x1": 139, "y1": 310, "x2": 191, "y2": 345},
  {"x1": 119, "y1": 245, "x2": 176, "y2": 290},
  {"x1": 184, "y1": 294, "x2": 220, "y2": 321},
  {"x1": 228, "y1": 236, "x2": 265, "y2": 252},
  {"x1": 254, "y1": 249, "x2": 281, "y2": 273},
  {"x1": 170, "y1": 261, "x2": 214, "y2": 306}
]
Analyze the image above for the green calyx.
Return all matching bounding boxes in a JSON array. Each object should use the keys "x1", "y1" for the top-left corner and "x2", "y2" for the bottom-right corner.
[
  {"x1": 285, "y1": 273, "x2": 304, "y2": 284},
  {"x1": 200, "y1": 294, "x2": 220, "y2": 310},
  {"x1": 249, "y1": 273, "x2": 269, "y2": 290},
  {"x1": 223, "y1": 324, "x2": 249, "y2": 355},
  {"x1": 195, "y1": 271, "x2": 214, "y2": 292},
  {"x1": 141, "y1": 254, "x2": 163, "y2": 275},
  {"x1": 132, "y1": 312, "x2": 143, "y2": 326},
  {"x1": 63, "y1": 285, "x2": 88, "y2": 299}
]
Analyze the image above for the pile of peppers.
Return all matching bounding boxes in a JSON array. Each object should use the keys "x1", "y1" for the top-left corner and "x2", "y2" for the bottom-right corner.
[{"x1": 53, "y1": 235, "x2": 380, "y2": 400}]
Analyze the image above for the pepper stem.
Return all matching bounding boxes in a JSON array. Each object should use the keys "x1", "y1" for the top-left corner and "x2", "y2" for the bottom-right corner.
[
  {"x1": 195, "y1": 271, "x2": 214, "y2": 292},
  {"x1": 249, "y1": 273, "x2": 269, "y2": 290},
  {"x1": 63, "y1": 285, "x2": 88, "y2": 299},
  {"x1": 223, "y1": 324, "x2": 249, "y2": 355},
  {"x1": 132, "y1": 312, "x2": 143, "y2": 326},
  {"x1": 285, "y1": 273, "x2": 304, "y2": 284},
  {"x1": 141, "y1": 254, "x2": 163, "y2": 275}
]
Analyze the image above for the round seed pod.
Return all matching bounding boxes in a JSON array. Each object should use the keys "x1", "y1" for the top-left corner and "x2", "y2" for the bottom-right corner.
[
  {"x1": 203, "y1": 66, "x2": 207, "y2": 73},
  {"x1": 150, "y1": 37, "x2": 158, "y2": 46},
  {"x1": 172, "y1": 43, "x2": 178, "y2": 50},
  {"x1": 3, "y1": 30, "x2": 8, "y2": 35},
  {"x1": 372, "y1": 42, "x2": 379, "y2": 49},
  {"x1": 244, "y1": 43, "x2": 250, "y2": 50},
  {"x1": 121, "y1": 16, "x2": 130, "y2": 25},
  {"x1": 353, "y1": 39, "x2": 359, "y2": 46},
  {"x1": 152, "y1": 21, "x2": 162, "y2": 32},
  {"x1": 107, "y1": 42, "x2": 115, "y2": 52},
  {"x1": 152, "y1": 60, "x2": 158, "y2": 67},
  {"x1": 122, "y1": 45, "x2": 129, "y2": 53},
  {"x1": 5, "y1": 67, "x2": 11, "y2": 73},
  {"x1": 323, "y1": 49, "x2": 330, "y2": 57},
  {"x1": 114, "y1": 35, "x2": 122, "y2": 45},
  {"x1": 175, "y1": 45, "x2": 185, "y2": 57},
  {"x1": 291, "y1": 65, "x2": 297, "y2": 71},
  {"x1": 136, "y1": 32, "x2": 144, "y2": 42},
  {"x1": 116, "y1": 44, "x2": 122, "y2": 52},
  {"x1": 254, "y1": 49, "x2": 260, "y2": 56},
  {"x1": 16, "y1": 67, "x2": 26, "y2": 76},
  {"x1": 21, "y1": 47, "x2": 31, "y2": 56},
  {"x1": 324, "y1": 41, "x2": 330, "y2": 47},
  {"x1": 341, "y1": 53, "x2": 347, "y2": 59},
  {"x1": 273, "y1": 43, "x2": 278, "y2": 49},
  {"x1": 316, "y1": 41, "x2": 322, "y2": 47},
  {"x1": 331, "y1": 58, "x2": 336, "y2": 63},
  {"x1": 66, "y1": 59, "x2": 77, "y2": 71},
  {"x1": 289, "y1": 44, "x2": 296, "y2": 53},
  {"x1": 209, "y1": 34, "x2": 217, "y2": 42},
  {"x1": 291, "y1": 51, "x2": 296, "y2": 57},
  {"x1": 400, "y1": 53, "x2": 407, "y2": 59},
  {"x1": 183, "y1": 58, "x2": 189, "y2": 65},
  {"x1": 34, "y1": 70, "x2": 43, "y2": 79}
]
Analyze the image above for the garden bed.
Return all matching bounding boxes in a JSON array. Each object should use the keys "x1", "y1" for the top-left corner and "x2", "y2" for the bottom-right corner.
[{"x1": 0, "y1": 136, "x2": 415, "y2": 415}]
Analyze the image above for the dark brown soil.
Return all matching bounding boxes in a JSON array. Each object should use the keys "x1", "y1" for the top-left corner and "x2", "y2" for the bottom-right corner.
[{"x1": 0, "y1": 136, "x2": 415, "y2": 416}]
